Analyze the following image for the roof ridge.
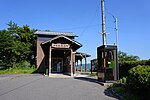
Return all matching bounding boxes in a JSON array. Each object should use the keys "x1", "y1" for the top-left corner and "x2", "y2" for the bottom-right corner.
[
  {"x1": 35, "y1": 31, "x2": 77, "y2": 37},
  {"x1": 39, "y1": 31, "x2": 73, "y2": 33}
]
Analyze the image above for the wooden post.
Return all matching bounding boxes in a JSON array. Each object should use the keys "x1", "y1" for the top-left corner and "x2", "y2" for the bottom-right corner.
[
  {"x1": 77, "y1": 60, "x2": 78, "y2": 72},
  {"x1": 114, "y1": 49, "x2": 117, "y2": 80},
  {"x1": 74, "y1": 61, "x2": 76, "y2": 75},
  {"x1": 72, "y1": 52, "x2": 75, "y2": 75},
  {"x1": 49, "y1": 46, "x2": 52, "y2": 76},
  {"x1": 70, "y1": 49, "x2": 73, "y2": 76},
  {"x1": 91, "y1": 60, "x2": 93, "y2": 74},
  {"x1": 85, "y1": 55, "x2": 87, "y2": 72},
  {"x1": 80, "y1": 59, "x2": 82, "y2": 72}
]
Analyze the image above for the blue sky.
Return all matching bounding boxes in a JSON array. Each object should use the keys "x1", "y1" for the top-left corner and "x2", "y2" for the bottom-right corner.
[{"x1": 0, "y1": 0, "x2": 150, "y2": 62}]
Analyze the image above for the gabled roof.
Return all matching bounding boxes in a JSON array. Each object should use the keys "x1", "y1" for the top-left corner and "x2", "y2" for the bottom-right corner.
[
  {"x1": 41, "y1": 35, "x2": 82, "y2": 47},
  {"x1": 35, "y1": 31, "x2": 77, "y2": 37}
]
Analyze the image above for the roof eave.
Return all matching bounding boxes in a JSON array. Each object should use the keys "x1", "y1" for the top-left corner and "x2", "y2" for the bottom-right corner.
[{"x1": 41, "y1": 35, "x2": 82, "y2": 47}]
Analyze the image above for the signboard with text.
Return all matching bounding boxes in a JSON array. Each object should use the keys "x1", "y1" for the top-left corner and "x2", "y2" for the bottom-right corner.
[{"x1": 52, "y1": 43, "x2": 70, "y2": 48}]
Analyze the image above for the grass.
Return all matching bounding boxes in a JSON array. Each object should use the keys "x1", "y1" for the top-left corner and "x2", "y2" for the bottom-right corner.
[
  {"x1": 88, "y1": 72, "x2": 97, "y2": 77},
  {"x1": 0, "y1": 67, "x2": 35, "y2": 74}
]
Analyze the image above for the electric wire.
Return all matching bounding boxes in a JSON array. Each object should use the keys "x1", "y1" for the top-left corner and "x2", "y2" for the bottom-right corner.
[
  {"x1": 54, "y1": 24, "x2": 100, "y2": 31},
  {"x1": 78, "y1": 3, "x2": 100, "y2": 38}
]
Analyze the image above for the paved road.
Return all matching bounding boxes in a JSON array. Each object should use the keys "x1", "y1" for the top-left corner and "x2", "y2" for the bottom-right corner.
[{"x1": 0, "y1": 74, "x2": 118, "y2": 100}]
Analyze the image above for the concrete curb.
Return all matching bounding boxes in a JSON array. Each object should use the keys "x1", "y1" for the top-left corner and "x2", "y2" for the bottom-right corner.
[{"x1": 96, "y1": 81, "x2": 114, "y2": 87}]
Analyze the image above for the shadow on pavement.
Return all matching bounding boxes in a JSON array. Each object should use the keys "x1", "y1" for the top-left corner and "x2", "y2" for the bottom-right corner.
[{"x1": 74, "y1": 77, "x2": 97, "y2": 83}]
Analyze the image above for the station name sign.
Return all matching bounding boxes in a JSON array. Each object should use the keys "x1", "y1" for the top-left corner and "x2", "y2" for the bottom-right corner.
[{"x1": 52, "y1": 43, "x2": 70, "y2": 48}]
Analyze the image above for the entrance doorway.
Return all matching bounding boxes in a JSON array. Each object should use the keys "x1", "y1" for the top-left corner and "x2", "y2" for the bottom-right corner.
[{"x1": 52, "y1": 58, "x2": 63, "y2": 73}]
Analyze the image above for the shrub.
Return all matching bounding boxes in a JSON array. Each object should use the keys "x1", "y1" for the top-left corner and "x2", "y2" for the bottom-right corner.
[
  {"x1": 119, "y1": 60, "x2": 150, "y2": 78},
  {"x1": 126, "y1": 65, "x2": 150, "y2": 99},
  {"x1": 120, "y1": 77, "x2": 127, "y2": 84},
  {"x1": 122, "y1": 77, "x2": 126, "y2": 83},
  {"x1": 13, "y1": 61, "x2": 31, "y2": 68}
]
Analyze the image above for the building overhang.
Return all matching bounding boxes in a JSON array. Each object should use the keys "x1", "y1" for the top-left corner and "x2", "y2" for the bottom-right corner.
[{"x1": 75, "y1": 52, "x2": 91, "y2": 60}]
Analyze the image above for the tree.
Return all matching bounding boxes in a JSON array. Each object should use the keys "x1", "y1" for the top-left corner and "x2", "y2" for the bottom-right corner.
[
  {"x1": 91, "y1": 51, "x2": 140, "y2": 67},
  {"x1": 0, "y1": 30, "x2": 14, "y2": 65},
  {"x1": 118, "y1": 51, "x2": 140, "y2": 62},
  {"x1": 7, "y1": 20, "x2": 18, "y2": 31},
  {"x1": 0, "y1": 21, "x2": 37, "y2": 68},
  {"x1": 16, "y1": 25, "x2": 37, "y2": 64}
]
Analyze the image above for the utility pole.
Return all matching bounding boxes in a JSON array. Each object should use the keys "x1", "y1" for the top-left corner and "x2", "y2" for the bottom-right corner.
[
  {"x1": 101, "y1": 0, "x2": 107, "y2": 45},
  {"x1": 97, "y1": 0, "x2": 119, "y2": 83},
  {"x1": 101, "y1": 0, "x2": 107, "y2": 82}
]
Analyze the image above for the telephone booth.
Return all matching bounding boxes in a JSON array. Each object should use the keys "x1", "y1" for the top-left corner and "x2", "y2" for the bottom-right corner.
[{"x1": 97, "y1": 45, "x2": 119, "y2": 82}]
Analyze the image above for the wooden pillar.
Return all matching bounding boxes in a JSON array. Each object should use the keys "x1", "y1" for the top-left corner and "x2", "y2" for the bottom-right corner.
[
  {"x1": 91, "y1": 60, "x2": 93, "y2": 74},
  {"x1": 114, "y1": 49, "x2": 117, "y2": 80},
  {"x1": 84, "y1": 55, "x2": 87, "y2": 72},
  {"x1": 49, "y1": 46, "x2": 52, "y2": 76},
  {"x1": 80, "y1": 59, "x2": 82, "y2": 72},
  {"x1": 77, "y1": 60, "x2": 78, "y2": 71},
  {"x1": 70, "y1": 49, "x2": 73, "y2": 76},
  {"x1": 74, "y1": 61, "x2": 76, "y2": 75},
  {"x1": 72, "y1": 52, "x2": 75, "y2": 75}
]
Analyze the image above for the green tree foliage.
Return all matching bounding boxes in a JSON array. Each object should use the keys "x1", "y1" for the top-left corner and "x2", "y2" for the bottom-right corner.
[
  {"x1": 14, "y1": 25, "x2": 37, "y2": 64},
  {"x1": 0, "y1": 30, "x2": 14, "y2": 64},
  {"x1": 118, "y1": 51, "x2": 140, "y2": 62},
  {"x1": 7, "y1": 20, "x2": 18, "y2": 31},
  {"x1": 0, "y1": 21, "x2": 37, "y2": 68},
  {"x1": 91, "y1": 51, "x2": 140, "y2": 68}
]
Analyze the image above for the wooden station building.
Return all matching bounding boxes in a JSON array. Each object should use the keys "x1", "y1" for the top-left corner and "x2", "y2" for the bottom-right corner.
[{"x1": 35, "y1": 31, "x2": 90, "y2": 76}]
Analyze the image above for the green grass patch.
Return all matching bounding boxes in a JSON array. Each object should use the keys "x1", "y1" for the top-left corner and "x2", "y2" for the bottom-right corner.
[
  {"x1": 0, "y1": 67, "x2": 35, "y2": 74},
  {"x1": 88, "y1": 72, "x2": 97, "y2": 77}
]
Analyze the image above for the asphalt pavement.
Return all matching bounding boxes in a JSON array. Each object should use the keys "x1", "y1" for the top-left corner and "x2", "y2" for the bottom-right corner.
[{"x1": 0, "y1": 74, "x2": 118, "y2": 100}]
